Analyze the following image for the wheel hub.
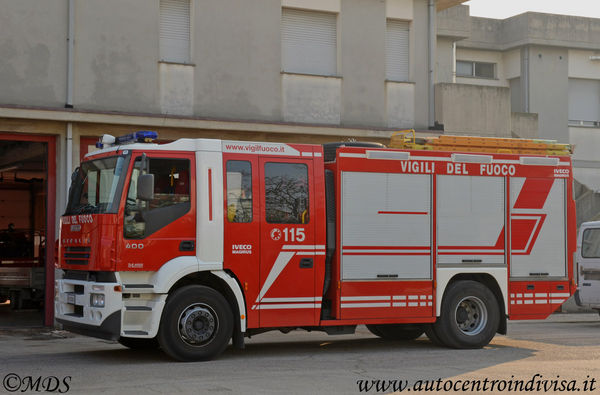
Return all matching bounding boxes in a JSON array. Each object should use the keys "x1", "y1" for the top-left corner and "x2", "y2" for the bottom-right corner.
[
  {"x1": 456, "y1": 306, "x2": 469, "y2": 323},
  {"x1": 178, "y1": 305, "x2": 217, "y2": 345},
  {"x1": 454, "y1": 296, "x2": 487, "y2": 336}
]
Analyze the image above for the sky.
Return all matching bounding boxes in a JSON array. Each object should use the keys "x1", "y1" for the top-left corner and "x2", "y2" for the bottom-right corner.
[{"x1": 465, "y1": 0, "x2": 600, "y2": 19}]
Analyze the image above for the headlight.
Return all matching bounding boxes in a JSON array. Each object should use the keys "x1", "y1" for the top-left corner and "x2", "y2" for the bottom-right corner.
[{"x1": 90, "y1": 293, "x2": 105, "y2": 308}]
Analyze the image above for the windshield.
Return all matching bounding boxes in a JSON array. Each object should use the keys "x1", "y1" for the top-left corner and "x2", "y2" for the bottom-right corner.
[{"x1": 65, "y1": 155, "x2": 130, "y2": 215}]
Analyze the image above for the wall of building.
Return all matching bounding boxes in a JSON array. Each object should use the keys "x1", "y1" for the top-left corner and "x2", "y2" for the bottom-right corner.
[
  {"x1": 568, "y1": 49, "x2": 600, "y2": 79},
  {"x1": 436, "y1": 37, "x2": 455, "y2": 83},
  {"x1": 527, "y1": 45, "x2": 569, "y2": 142},
  {"x1": 0, "y1": 0, "x2": 67, "y2": 108},
  {"x1": 340, "y1": 0, "x2": 387, "y2": 127},
  {"x1": 504, "y1": 49, "x2": 520, "y2": 80},
  {"x1": 74, "y1": 1, "x2": 160, "y2": 113},
  {"x1": 194, "y1": 0, "x2": 282, "y2": 122},
  {"x1": 435, "y1": 83, "x2": 511, "y2": 137},
  {"x1": 511, "y1": 112, "x2": 538, "y2": 139},
  {"x1": 570, "y1": 126, "x2": 600, "y2": 192},
  {"x1": 0, "y1": 0, "x2": 434, "y2": 135},
  {"x1": 412, "y1": 0, "x2": 431, "y2": 129}
]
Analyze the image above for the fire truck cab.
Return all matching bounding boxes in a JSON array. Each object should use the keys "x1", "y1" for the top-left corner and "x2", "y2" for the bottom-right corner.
[{"x1": 55, "y1": 131, "x2": 576, "y2": 361}]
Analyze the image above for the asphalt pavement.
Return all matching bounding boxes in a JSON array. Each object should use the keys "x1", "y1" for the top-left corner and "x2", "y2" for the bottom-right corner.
[{"x1": 0, "y1": 313, "x2": 599, "y2": 394}]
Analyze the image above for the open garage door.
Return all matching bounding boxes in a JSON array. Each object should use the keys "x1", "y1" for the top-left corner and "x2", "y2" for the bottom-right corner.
[{"x1": 0, "y1": 134, "x2": 55, "y2": 327}]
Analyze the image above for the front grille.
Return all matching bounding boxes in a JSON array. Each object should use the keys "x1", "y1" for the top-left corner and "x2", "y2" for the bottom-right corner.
[
  {"x1": 63, "y1": 270, "x2": 117, "y2": 283},
  {"x1": 65, "y1": 305, "x2": 84, "y2": 317},
  {"x1": 64, "y1": 246, "x2": 91, "y2": 265},
  {"x1": 63, "y1": 270, "x2": 89, "y2": 281}
]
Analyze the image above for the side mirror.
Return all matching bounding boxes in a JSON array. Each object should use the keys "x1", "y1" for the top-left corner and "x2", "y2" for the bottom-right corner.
[
  {"x1": 71, "y1": 167, "x2": 80, "y2": 183},
  {"x1": 137, "y1": 174, "x2": 154, "y2": 201}
]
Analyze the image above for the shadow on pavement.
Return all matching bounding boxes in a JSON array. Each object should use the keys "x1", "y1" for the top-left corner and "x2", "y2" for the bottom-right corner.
[{"x1": 507, "y1": 319, "x2": 600, "y2": 347}]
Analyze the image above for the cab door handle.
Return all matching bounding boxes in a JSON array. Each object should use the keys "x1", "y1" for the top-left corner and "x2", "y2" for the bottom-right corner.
[
  {"x1": 299, "y1": 258, "x2": 313, "y2": 269},
  {"x1": 179, "y1": 240, "x2": 195, "y2": 251}
]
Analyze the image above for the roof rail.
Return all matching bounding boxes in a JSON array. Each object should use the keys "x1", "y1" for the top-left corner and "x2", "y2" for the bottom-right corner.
[{"x1": 389, "y1": 130, "x2": 572, "y2": 156}]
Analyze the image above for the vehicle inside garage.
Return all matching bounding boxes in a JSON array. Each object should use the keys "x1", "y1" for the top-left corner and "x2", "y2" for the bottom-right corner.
[{"x1": 0, "y1": 139, "x2": 48, "y2": 327}]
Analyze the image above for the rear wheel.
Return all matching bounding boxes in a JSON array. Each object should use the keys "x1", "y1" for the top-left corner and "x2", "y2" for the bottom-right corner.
[
  {"x1": 158, "y1": 285, "x2": 233, "y2": 361},
  {"x1": 366, "y1": 324, "x2": 424, "y2": 341},
  {"x1": 433, "y1": 280, "x2": 499, "y2": 349},
  {"x1": 118, "y1": 337, "x2": 159, "y2": 350}
]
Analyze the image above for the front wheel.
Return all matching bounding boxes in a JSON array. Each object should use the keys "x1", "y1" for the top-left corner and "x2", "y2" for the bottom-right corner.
[
  {"x1": 366, "y1": 324, "x2": 424, "y2": 341},
  {"x1": 433, "y1": 280, "x2": 500, "y2": 349},
  {"x1": 158, "y1": 285, "x2": 233, "y2": 361}
]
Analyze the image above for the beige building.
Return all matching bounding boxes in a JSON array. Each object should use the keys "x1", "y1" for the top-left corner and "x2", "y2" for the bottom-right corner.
[
  {"x1": 0, "y1": 0, "x2": 464, "y2": 325},
  {"x1": 435, "y1": 7, "x2": 600, "y2": 225}
]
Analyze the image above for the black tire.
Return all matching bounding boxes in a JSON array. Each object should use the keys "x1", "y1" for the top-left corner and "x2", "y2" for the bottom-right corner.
[
  {"x1": 158, "y1": 285, "x2": 233, "y2": 362},
  {"x1": 323, "y1": 142, "x2": 385, "y2": 162},
  {"x1": 366, "y1": 324, "x2": 424, "y2": 341},
  {"x1": 433, "y1": 280, "x2": 500, "y2": 349},
  {"x1": 118, "y1": 336, "x2": 159, "y2": 350},
  {"x1": 366, "y1": 324, "x2": 383, "y2": 337},
  {"x1": 424, "y1": 324, "x2": 444, "y2": 346}
]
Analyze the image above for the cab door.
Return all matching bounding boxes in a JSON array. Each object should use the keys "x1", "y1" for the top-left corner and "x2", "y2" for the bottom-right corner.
[
  {"x1": 257, "y1": 157, "x2": 316, "y2": 327},
  {"x1": 222, "y1": 155, "x2": 260, "y2": 329},
  {"x1": 120, "y1": 153, "x2": 195, "y2": 272}
]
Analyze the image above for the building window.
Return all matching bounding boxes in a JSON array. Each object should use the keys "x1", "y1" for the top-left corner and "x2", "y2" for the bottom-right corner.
[
  {"x1": 281, "y1": 8, "x2": 337, "y2": 76},
  {"x1": 568, "y1": 78, "x2": 600, "y2": 126},
  {"x1": 456, "y1": 60, "x2": 496, "y2": 79},
  {"x1": 386, "y1": 19, "x2": 409, "y2": 82},
  {"x1": 160, "y1": 0, "x2": 191, "y2": 64}
]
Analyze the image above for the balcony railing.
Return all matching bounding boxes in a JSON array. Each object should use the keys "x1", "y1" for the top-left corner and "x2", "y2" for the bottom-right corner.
[{"x1": 569, "y1": 120, "x2": 600, "y2": 128}]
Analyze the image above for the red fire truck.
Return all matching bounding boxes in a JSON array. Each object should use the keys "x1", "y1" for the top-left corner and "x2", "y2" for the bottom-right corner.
[{"x1": 55, "y1": 131, "x2": 576, "y2": 361}]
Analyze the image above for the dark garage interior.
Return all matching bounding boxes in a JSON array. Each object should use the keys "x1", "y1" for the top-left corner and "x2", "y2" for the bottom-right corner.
[{"x1": 0, "y1": 139, "x2": 48, "y2": 327}]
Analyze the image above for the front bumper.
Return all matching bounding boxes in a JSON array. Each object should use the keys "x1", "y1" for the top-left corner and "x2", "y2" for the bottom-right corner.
[
  {"x1": 55, "y1": 276, "x2": 123, "y2": 339},
  {"x1": 57, "y1": 311, "x2": 121, "y2": 341}
]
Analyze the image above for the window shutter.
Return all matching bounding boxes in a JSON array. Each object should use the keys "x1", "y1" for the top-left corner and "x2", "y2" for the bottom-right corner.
[
  {"x1": 456, "y1": 61, "x2": 473, "y2": 77},
  {"x1": 386, "y1": 20, "x2": 409, "y2": 82},
  {"x1": 160, "y1": 0, "x2": 190, "y2": 63},
  {"x1": 282, "y1": 9, "x2": 337, "y2": 76},
  {"x1": 569, "y1": 78, "x2": 600, "y2": 122}
]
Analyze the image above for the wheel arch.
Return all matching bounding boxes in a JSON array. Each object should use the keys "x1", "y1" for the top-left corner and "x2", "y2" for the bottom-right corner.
[
  {"x1": 166, "y1": 270, "x2": 247, "y2": 338},
  {"x1": 436, "y1": 269, "x2": 507, "y2": 335}
]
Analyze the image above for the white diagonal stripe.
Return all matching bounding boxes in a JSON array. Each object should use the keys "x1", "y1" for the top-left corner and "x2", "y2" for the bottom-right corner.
[{"x1": 255, "y1": 251, "x2": 295, "y2": 303}]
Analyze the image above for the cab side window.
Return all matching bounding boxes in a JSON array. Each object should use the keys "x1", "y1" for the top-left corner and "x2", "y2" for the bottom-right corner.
[
  {"x1": 582, "y1": 228, "x2": 600, "y2": 258},
  {"x1": 264, "y1": 162, "x2": 309, "y2": 224},
  {"x1": 124, "y1": 157, "x2": 191, "y2": 239},
  {"x1": 226, "y1": 160, "x2": 253, "y2": 223}
]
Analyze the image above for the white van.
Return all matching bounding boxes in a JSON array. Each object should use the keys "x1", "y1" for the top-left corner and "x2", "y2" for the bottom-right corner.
[{"x1": 575, "y1": 221, "x2": 600, "y2": 313}]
